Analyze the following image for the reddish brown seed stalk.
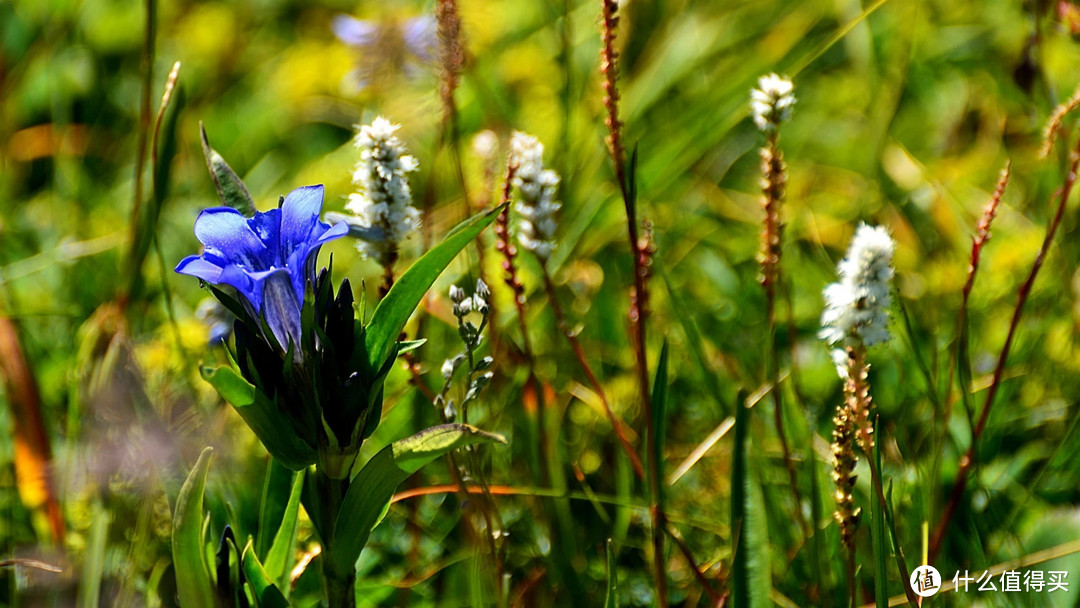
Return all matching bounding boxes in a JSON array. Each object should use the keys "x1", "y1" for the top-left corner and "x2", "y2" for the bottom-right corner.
[
  {"x1": 942, "y1": 161, "x2": 1012, "y2": 428},
  {"x1": 601, "y1": 0, "x2": 626, "y2": 192},
  {"x1": 600, "y1": 2, "x2": 665, "y2": 603},
  {"x1": 436, "y1": 0, "x2": 464, "y2": 131},
  {"x1": 494, "y1": 160, "x2": 532, "y2": 360},
  {"x1": 758, "y1": 127, "x2": 807, "y2": 538},
  {"x1": 1040, "y1": 84, "x2": 1080, "y2": 158},
  {"x1": 932, "y1": 132, "x2": 1080, "y2": 561}
]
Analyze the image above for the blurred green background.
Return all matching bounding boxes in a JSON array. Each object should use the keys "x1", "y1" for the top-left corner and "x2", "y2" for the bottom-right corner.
[{"x1": 4, "y1": 0, "x2": 1080, "y2": 605}]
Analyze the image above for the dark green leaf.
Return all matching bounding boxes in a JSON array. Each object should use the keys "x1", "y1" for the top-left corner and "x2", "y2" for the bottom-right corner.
[
  {"x1": 256, "y1": 459, "x2": 294, "y2": 559},
  {"x1": 200, "y1": 365, "x2": 317, "y2": 470},
  {"x1": 871, "y1": 419, "x2": 888, "y2": 608},
  {"x1": 651, "y1": 340, "x2": 669, "y2": 507},
  {"x1": 604, "y1": 539, "x2": 619, "y2": 608},
  {"x1": 201, "y1": 123, "x2": 256, "y2": 215},
  {"x1": 241, "y1": 540, "x2": 291, "y2": 608},
  {"x1": 730, "y1": 392, "x2": 771, "y2": 607},
  {"x1": 263, "y1": 468, "x2": 304, "y2": 595}
]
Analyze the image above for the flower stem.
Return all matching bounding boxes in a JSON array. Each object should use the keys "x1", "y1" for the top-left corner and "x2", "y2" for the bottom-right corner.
[
  {"x1": 539, "y1": 263, "x2": 644, "y2": 479},
  {"x1": 314, "y1": 469, "x2": 355, "y2": 608},
  {"x1": 931, "y1": 131, "x2": 1080, "y2": 561},
  {"x1": 600, "y1": 1, "x2": 664, "y2": 601}
]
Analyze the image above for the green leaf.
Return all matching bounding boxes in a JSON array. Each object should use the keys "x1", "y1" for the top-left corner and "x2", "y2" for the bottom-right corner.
[
  {"x1": 242, "y1": 540, "x2": 291, "y2": 608},
  {"x1": 200, "y1": 365, "x2": 317, "y2": 470},
  {"x1": 650, "y1": 341, "x2": 669, "y2": 507},
  {"x1": 325, "y1": 424, "x2": 506, "y2": 580},
  {"x1": 730, "y1": 392, "x2": 771, "y2": 607},
  {"x1": 604, "y1": 539, "x2": 619, "y2": 608},
  {"x1": 200, "y1": 122, "x2": 256, "y2": 215},
  {"x1": 364, "y1": 206, "x2": 503, "y2": 374},
  {"x1": 172, "y1": 447, "x2": 215, "y2": 608},
  {"x1": 871, "y1": 419, "x2": 888, "y2": 608},
  {"x1": 263, "y1": 468, "x2": 305, "y2": 595},
  {"x1": 256, "y1": 459, "x2": 294, "y2": 559}
]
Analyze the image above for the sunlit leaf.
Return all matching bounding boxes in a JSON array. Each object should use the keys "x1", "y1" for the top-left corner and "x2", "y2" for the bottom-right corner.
[{"x1": 325, "y1": 424, "x2": 505, "y2": 581}]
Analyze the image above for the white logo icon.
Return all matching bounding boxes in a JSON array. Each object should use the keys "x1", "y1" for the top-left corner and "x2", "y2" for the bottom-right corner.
[{"x1": 911, "y1": 565, "x2": 941, "y2": 597}]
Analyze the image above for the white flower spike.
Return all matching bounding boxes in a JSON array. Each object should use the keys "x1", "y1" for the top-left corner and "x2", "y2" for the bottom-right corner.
[
  {"x1": 819, "y1": 223, "x2": 896, "y2": 373},
  {"x1": 750, "y1": 73, "x2": 796, "y2": 133},
  {"x1": 509, "y1": 132, "x2": 561, "y2": 260},
  {"x1": 344, "y1": 116, "x2": 421, "y2": 266}
]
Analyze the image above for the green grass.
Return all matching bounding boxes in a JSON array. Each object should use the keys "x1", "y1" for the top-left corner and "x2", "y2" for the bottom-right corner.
[{"x1": 3, "y1": 0, "x2": 1080, "y2": 605}]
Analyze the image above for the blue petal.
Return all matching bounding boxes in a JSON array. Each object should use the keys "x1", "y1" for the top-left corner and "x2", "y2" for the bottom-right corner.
[
  {"x1": 193, "y1": 207, "x2": 273, "y2": 271},
  {"x1": 261, "y1": 269, "x2": 303, "y2": 356},
  {"x1": 332, "y1": 15, "x2": 378, "y2": 46},
  {"x1": 280, "y1": 185, "x2": 325, "y2": 258},
  {"x1": 318, "y1": 219, "x2": 350, "y2": 244},
  {"x1": 403, "y1": 15, "x2": 436, "y2": 61},
  {"x1": 249, "y1": 208, "x2": 282, "y2": 266},
  {"x1": 175, "y1": 255, "x2": 224, "y2": 283}
]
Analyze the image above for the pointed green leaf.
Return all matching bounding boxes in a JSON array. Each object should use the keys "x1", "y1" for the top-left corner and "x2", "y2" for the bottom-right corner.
[
  {"x1": 201, "y1": 123, "x2": 256, "y2": 215},
  {"x1": 604, "y1": 539, "x2": 619, "y2": 608},
  {"x1": 172, "y1": 447, "x2": 215, "y2": 608},
  {"x1": 730, "y1": 393, "x2": 771, "y2": 607},
  {"x1": 242, "y1": 540, "x2": 291, "y2": 608},
  {"x1": 325, "y1": 424, "x2": 506, "y2": 580},
  {"x1": 871, "y1": 418, "x2": 888, "y2": 608},
  {"x1": 263, "y1": 468, "x2": 305, "y2": 595},
  {"x1": 200, "y1": 365, "x2": 317, "y2": 470},
  {"x1": 651, "y1": 340, "x2": 669, "y2": 507},
  {"x1": 256, "y1": 459, "x2": 294, "y2": 559},
  {"x1": 364, "y1": 206, "x2": 503, "y2": 373}
]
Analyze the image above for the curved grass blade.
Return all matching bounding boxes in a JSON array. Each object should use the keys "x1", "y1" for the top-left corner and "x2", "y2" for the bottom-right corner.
[
  {"x1": 871, "y1": 419, "x2": 888, "y2": 608},
  {"x1": 172, "y1": 447, "x2": 215, "y2": 608},
  {"x1": 263, "y1": 468, "x2": 305, "y2": 595},
  {"x1": 731, "y1": 391, "x2": 771, "y2": 607},
  {"x1": 605, "y1": 539, "x2": 619, "y2": 608}
]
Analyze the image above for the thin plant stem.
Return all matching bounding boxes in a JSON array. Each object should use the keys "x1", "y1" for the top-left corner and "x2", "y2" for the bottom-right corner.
[
  {"x1": 600, "y1": 1, "x2": 665, "y2": 603},
  {"x1": 759, "y1": 128, "x2": 808, "y2": 539},
  {"x1": 665, "y1": 520, "x2": 724, "y2": 606},
  {"x1": 539, "y1": 263, "x2": 645, "y2": 479},
  {"x1": 844, "y1": 351, "x2": 917, "y2": 608},
  {"x1": 931, "y1": 132, "x2": 1080, "y2": 561}
]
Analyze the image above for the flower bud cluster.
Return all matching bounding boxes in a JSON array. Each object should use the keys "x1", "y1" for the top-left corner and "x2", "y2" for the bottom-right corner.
[
  {"x1": 436, "y1": 278, "x2": 495, "y2": 421},
  {"x1": 750, "y1": 73, "x2": 796, "y2": 133}
]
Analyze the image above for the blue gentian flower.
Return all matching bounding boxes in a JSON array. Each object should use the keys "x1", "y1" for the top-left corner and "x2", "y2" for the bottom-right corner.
[
  {"x1": 176, "y1": 185, "x2": 348, "y2": 353},
  {"x1": 331, "y1": 14, "x2": 436, "y2": 90}
]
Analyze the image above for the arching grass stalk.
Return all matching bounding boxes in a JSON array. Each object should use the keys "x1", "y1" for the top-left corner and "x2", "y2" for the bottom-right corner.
[
  {"x1": 930, "y1": 120, "x2": 1080, "y2": 562},
  {"x1": 599, "y1": 1, "x2": 666, "y2": 603}
]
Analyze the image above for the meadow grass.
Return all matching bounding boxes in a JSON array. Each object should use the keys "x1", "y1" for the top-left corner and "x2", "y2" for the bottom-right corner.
[{"x1": 3, "y1": 0, "x2": 1080, "y2": 606}]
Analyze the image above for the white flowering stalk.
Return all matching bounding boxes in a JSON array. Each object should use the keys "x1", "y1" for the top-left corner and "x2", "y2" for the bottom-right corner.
[
  {"x1": 342, "y1": 116, "x2": 421, "y2": 272},
  {"x1": 509, "y1": 132, "x2": 561, "y2": 260},
  {"x1": 819, "y1": 223, "x2": 896, "y2": 360},
  {"x1": 750, "y1": 73, "x2": 796, "y2": 133}
]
